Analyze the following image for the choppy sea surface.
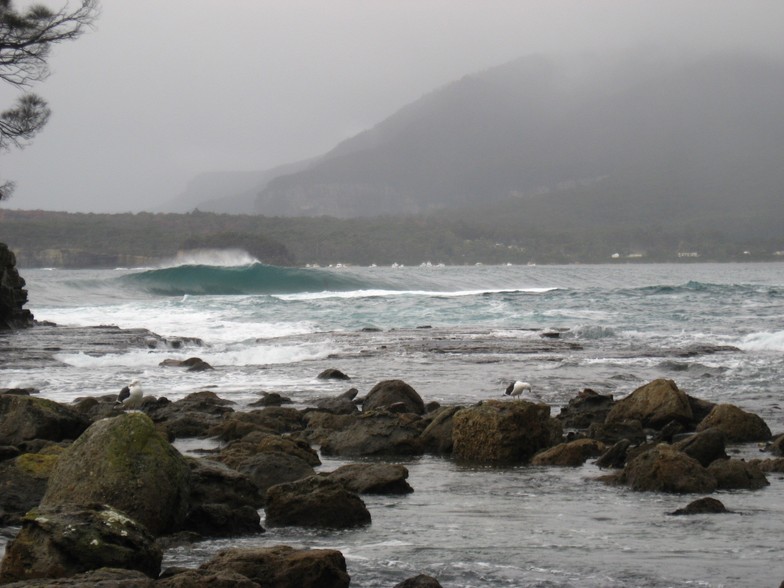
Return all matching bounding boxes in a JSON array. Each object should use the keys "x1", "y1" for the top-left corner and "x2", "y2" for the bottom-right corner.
[{"x1": 2, "y1": 258, "x2": 784, "y2": 587}]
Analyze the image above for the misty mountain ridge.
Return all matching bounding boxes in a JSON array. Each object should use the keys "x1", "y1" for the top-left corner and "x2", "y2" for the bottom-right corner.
[{"x1": 249, "y1": 52, "x2": 783, "y2": 232}]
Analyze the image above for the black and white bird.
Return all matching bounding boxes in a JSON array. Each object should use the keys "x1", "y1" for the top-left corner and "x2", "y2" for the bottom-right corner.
[
  {"x1": 504, "y1": 380, "x2": 532, "y2": 399},
  {"x1": 118, "y1": 379, "x2": 143, "y2": 408}
]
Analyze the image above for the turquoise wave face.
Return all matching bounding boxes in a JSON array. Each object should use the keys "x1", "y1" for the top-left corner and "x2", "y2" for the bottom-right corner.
[{"x1": 120, "y1": 263, "x2": 380, "y2": 296}]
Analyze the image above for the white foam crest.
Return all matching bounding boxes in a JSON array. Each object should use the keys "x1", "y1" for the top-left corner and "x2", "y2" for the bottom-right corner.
[
  {"x1": 737, "y1": 330, "x2": 784, "y2": 352},
  {"x1": 211, "y1": 341, "x2": 338, "y2": 366},
  {"x1": 159, "y1": 248, "x2": 260, "y2": 267},
  {"x1": 54, "y1": 350, "x2": 170, "y2": 369},
  {"x1": 276, "y1": 287, "x2": 557, "y2": 301}
]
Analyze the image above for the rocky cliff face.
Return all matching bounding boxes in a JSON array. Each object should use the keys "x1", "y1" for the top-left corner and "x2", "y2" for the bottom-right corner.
[{"x1": 0, "y1": 243, "x2": 34, "y2": 330}]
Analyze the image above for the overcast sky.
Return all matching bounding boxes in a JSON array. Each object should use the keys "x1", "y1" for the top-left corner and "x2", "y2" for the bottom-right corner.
[{"x1": 2, "y1": 0, "x2": 783, "y2": 213}]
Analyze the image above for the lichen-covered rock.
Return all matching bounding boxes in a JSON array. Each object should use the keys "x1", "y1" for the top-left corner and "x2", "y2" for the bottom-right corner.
[
  {"x1": 41, "y1": 412, "x2": 190, "y2": 536},
  {"x1": 0, "y1": 395, "x2": 90, "y2": 446},
  {"x1": 319, "y1": 412, "x2": 427, "y2": 457},
  {"x1": 531, "y1": 438, "x2": 606, "y2": 467},
  {"x1": 0, "y1": 446, "x2": 63, "y2": 525},
  {"x1": 194, "y1": 545, "x2": 349, "y2": 588},
  {"x1": 265, "y1": 476, "x2": 371, "y2": 528},
  {"x1": 707, "y1": 458, "x2": 769, "y2": 490},
  {"x1": 452, "y1": 400, "x2": 559, "y2": 464},
  {"x1": 0, "y1": 505, "x2": 162, "y2": 583},
  {"x1": 696, "y1": 404, "x2": 772, "y2": 442},
  {"x1": 605, "y1": 379, "x2": 694, "y2": 429},
  {"x1": 362, "y1": 380, "x2": 425, "y2": 415},
  {"x1": 620, "y1": 444, "x2": 717, "y2": 493},
  {"x1": 327, "y1": 463, "x2": 413, "y2": 494}
]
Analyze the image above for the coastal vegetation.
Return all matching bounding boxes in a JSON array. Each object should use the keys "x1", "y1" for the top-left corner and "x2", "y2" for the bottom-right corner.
[{"x1": 2, "y1": 207, "x2": 782, "y2": 268}]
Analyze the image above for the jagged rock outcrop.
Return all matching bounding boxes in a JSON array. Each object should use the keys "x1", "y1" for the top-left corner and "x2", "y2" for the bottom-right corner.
[{"x1": 0, "y1": 243, "x2": 34, "y2": 330}]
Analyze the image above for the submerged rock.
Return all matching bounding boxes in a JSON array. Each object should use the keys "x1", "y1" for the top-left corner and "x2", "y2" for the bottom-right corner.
[
  {"x1": 41, "y1": 412, "x2": 190, "y2": 536},
  {"x1": 669, "y1": 496, "x2": 730, "y2": 516},
  {"x1": 394, "y1": 574, "x2": 444, "y2": 588},
  {"x1": 265, "y1": 476, "x2": 371, "y2": 528},
  {"x1": 170, "y1": 545, "x2": 350, "y2": 588},
  {"x1": 317, "y1": 368, "x2": 351, "y2": 380},
  {"x1": 0, "y1": 504, "x2": 162, "y2": 583}
]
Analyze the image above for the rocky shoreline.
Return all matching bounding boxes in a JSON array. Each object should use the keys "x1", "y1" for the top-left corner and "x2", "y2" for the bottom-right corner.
[{"x1": 1, "y1": 365, "x2": 783, "y2": 586}]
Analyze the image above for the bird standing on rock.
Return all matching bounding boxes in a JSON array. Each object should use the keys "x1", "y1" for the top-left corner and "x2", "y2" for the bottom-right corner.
[
  {"x1": 118, "y1": 379, "x2": 143, "y2": 409},
  {"x1": 505, "y1": 380, "x2": 532, "y2": 399}
]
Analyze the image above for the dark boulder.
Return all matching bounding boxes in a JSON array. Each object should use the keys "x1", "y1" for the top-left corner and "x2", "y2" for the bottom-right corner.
[
  {"x1": 146, "y1": 391, "x2": 235, "y2": 439},
  {"x1": 41, "y1": 412, "x2": 191, "y2": 536},
  {"x1": 0, "y1": 567, "x2": 155, "y2": 586},
  {"x1": 557, "y1": 388, "x2": 614, "y2": 429},
  {"x1": 327, "y1": 463, "x2": 413, "y2": 494},
  {"x1": 0, "y1": 446, "x2": 64, "y2": 525},
  {"x1": 0, "y1": 504, "x2": 162, "y2": 583},
  {"x1": 189, "y1": 546, "x2": 349, "y2": 588},
  {"x1": 394, "y1": 574, "x2": 444, "y2": 588},
  {"x1": 301, "y1": 411, "x2": 359, "y2": 446},
  {"x1": 531, "y1": 438, "x2": 606, "y2": 467},
  {"x1": 265, "y1": 476, "x2": 371, "y2": 528},
  {"x1": 208, "y1": 407, "x2": 305, "y2": 441},
  {"x1": 595, "y1": 438, "x2": 632, "y2": 469},
  {"x1": 319, "y1": 412, "x2": 427, "y2": 457},
  {"x1": 672, "y1": 427, "x2": 729, "y2": 467},
  {"x1": 362, "y1": 380, "x2": 425, "y2": 415},
  {"x1": 696, "y1": 403, "x2": 772, "y2": 442},
  {"x1": 588, "y1": 419, "x2": 646, "y2": 445},
  {"x1": 159, "y1": 357, "x2": 214, "y2": 371},
  {"x1": 669, "y1": 497, "x2": 730, "y2": 516},
  {"x1": 605, "y1": 379, "x2": 694, "y2": 430},
  {"x1": 615, "y1": 444, "x2": 717, "y2": 493},
  {"x1": 233, "y1": 452, "x2": 316, "y2": 498},
  {"x1": 183, "y1": 457, "x2": 263, "y2": 537},
  {"x1": 312, "y1": 388, "x2": 360, "y2": 415},
  {"x1": 419, "y1": 405, "x2": 461, "y2": 454},
  {"x1": 0, "y1": 395, "x2": 90, "y2": 446},
  {"x1": 452, "y1": 400, "x2": 560, "y2": 464},
  {"x1": 707, "y1": 458, "x2": 769, "y2": 490},
  {"x1": 249, "y1": 392, "x2": 292, "y2": 407}
]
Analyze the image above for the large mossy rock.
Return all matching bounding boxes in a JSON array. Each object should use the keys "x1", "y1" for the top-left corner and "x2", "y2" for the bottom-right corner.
[
  {"x1": 362, "y1": 380, "x2": 425, "y2": 415},
  {"x1": 41, "y1": 413, "x2": 190, "y2": 536},
  {"x1": 696, "y1": 403, "x2": 772, "y2": 442},
  {"x1": 0, "y1": 504, "x2": 162, "y2": 584},
  {"x1": 618, "y1": 444, "x2": 717, "y2": 493},
  {"x1": 0, "y1": 395, "x2": 90, "y2": 446},
  {"x1": 452, "y1": 400, "x2": 560, "y2": 464},
  {"x1": 605, "y1": 379, "x2": 694, "y2": 430},
  {"x1": 265, "y1": 475, "x2": 371, "y2": 528}
]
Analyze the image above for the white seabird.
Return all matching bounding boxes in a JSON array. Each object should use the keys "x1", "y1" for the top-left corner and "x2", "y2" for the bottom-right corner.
[
  {"x1": 504, "y1": 380, "x2": 532, "y2": 399},
  {"x1": 118, "y1": 379, "x2": 143, "y2": 408}
]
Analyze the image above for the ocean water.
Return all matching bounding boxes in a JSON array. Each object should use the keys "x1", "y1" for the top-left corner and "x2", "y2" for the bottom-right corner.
[{"x1": 2, "y1": 258, "x2": 784, "y2": 587}]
